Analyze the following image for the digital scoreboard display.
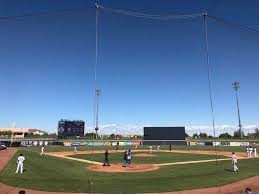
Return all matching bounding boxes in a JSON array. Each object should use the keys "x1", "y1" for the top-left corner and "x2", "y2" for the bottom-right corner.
[
  {"x1": 58, "y1": 120, "x2": 84, "y2": 139},
  {"x1": 143, "y1": 127, "x2": 186, "y2": 145}
]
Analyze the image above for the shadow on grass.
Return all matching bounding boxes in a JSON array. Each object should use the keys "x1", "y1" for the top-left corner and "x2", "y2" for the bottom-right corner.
[{"x1": 224, "y1": 168, "x2": 233, "y2": 172}]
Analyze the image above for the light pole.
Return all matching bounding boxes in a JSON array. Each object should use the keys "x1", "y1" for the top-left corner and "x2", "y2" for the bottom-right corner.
[
  {"x1": 232, "y1": 81, "x2": 242, "y2": 138},
  {"x1": 10, "y1": 122, "x2": 16, "y2": 147},
  {"x1": 95, "y1": 88, "x2": 101, "y2": 139}
]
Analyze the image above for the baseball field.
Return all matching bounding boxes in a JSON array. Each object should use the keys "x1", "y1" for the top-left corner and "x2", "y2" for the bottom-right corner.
[{"x1": 0, "y1": 145, "x2": 259, "y2": 193}]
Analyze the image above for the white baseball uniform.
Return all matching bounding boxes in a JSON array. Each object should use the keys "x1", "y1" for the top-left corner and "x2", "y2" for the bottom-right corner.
[
  {"x1": 232, "y1": 154, "x2": 238, "y2": 172},
  {"x1": 149, "y1": 146, "x2": 153, "y2": 154},
  {"x1": 16, "y1": 155, "x2": 25, "y2": 173},
  {"x1": 254, "y1": 147, "x2": 257, "y2": 157},
  {"x1": 40, "y1": 146, "x2": 45, "y2": 155},
  {"x1": 249, "y1": 147, "x2": 253, "y2": 157},
  {"x1": 246, "y1": 147, "x2": 249, "y2": 157}
]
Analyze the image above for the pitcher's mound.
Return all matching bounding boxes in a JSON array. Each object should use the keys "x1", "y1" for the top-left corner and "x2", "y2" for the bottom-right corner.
[
  {"x1": 88, "y1": 164, "x2": 160, "y2": 173},
  {"x1": 133, "y1": 153, "x2": 157, "y2": 157}
]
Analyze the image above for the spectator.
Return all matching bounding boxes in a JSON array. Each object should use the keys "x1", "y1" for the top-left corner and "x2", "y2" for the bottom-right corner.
[{"x1": 245, "y1": 187, "x2": 258, "y2": 194}]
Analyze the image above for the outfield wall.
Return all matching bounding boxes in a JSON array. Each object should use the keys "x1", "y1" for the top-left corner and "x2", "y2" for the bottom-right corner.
[
  {"x1": 188, "y1": 141, "x2": 251, "y2": 146},
  {"x1": 2, "y1": 138, "x2": 259, "y2": 147}
]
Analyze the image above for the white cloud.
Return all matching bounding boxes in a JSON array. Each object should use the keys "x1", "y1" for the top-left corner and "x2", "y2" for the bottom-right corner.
[
  {"x1": 85, "y1": 123, "x2": 259, "y2": 136},
  {"x1": 186, "y1": 125, "x2": 259, "y2": 136}
]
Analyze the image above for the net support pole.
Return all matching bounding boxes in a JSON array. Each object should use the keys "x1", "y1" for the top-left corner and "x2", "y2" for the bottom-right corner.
[
  {"x1": 89, "y1": 3, "x2": 100, "y2": 192},
  {"x1": 203, "y1": 12, "x2": 221, "y2": 193}
]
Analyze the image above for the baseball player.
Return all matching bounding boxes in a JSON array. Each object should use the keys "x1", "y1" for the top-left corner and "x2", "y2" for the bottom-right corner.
[
  {"x1": 232, "y1": 152, "x2": 239, "y2": 172},
  {"x1": 246, "y1": 147, "x2": 249, "y2": 157},
  {"x1": 103, "y1": 150, "x2": 110, "y2": 166},
  {"x1": 122, "y1": 150, "x2": 128, "y2": 167},
  {"x1": 127, "y1": 149, "x2": 132, "y2": 165},
  {"x1": 253, "y1": 147, "x2": 257, "y2": 157},
  {"x1": 40, "y1": 144, "x2": 45, "y2": 155},
  {"x1": 149, "y1": 146, "x2": 153, "y2": 154},
  {"x1": 74, "y1": 146, "x2": 77, "y2": 155},
  {"x1": 16, "y1": 154, "x2": 25, "y2": 173},
  {"x1": 116, "y1": 142, "x2": 119, "y2": 152},
  {"x1": 249, "y1": 146, "x2": 253, "y2": 157}
]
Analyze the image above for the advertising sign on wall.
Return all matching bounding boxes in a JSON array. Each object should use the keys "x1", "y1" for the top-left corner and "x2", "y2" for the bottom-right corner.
[
  {"x1": 189, "y1": 142, "x2": 197, "y2": 146},
  {"x1": 64, "y1": 142, "x2": 72, "y2": 147},
  {"x1": 71, "y1": 142, "x2": 81, "y2": 146},
  {"x1": 213, "y1": 142, "x2": 221, "y2": 146},
  {"x1": 239, "y1": 142, "x2": 250, "y2": 146},
  {"x1": 196, "y1": 142, "x2": 205, "y2": 146},
  {"x1": 230, "y1": 142, "x2": 240, "y2": 146}
]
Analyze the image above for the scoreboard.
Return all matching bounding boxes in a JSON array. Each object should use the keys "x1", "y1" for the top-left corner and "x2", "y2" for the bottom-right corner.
[
  {"x1": 143, "y1": 127, "x2": 186, "y2": 145},
  {"x1": 58, "y1": 120, "x2": 85, "y2": 139}
]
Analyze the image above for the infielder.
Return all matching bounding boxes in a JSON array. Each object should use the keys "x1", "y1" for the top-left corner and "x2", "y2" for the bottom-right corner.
[
  {"x1": 249, "y1": 146, "x2": 253, "y2": 157},
  {"x1": 127, "y1": 149, "x2": 132, "y2": 165},
  {"x1": 116, "y1": 142, "x2": 119, "y2": 152},
  {"x1": 123, "y1": 150, "x2": 128, "y2": 167},
  {"x1": 253, "y1": 147, "x2": 257, "y2": 157},
  {"x1": 40, "y1": 144, "x2": 45, "y2": 155},
  {"x1": 16, "y1": 154, "x2": 25, "y2": 173},
  {"x1": 149, "y1": 146, "x2": 153, "y2": 154},
  {"x1": 246, "y1": 147, "x2": 249, "y2": 157},
  {"x1": 232, "y1": 152, "x2": 239, "y2": 172},
  {"x1": 74, "y1": 146, "x2": 77, "y2": 155},
  {"x1": 156, "y1": 145, "x2": 160, "y2": 151}
]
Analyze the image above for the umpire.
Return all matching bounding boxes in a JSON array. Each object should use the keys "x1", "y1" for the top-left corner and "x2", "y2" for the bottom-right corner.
[{"x1": 103, "y1": 150, "x2": 110, "y2": 167}]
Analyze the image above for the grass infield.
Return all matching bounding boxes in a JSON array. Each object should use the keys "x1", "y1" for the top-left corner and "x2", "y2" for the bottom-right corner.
[{"x1": 69, "y1": 151, "x2": 227, "y2": 164}]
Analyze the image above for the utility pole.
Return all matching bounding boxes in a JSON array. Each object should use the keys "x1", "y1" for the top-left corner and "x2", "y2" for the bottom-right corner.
[
  {"x1": 232, "y1": 81, "x2": 242, "y2": 138},
  {"x1": 95, "y1": 88, "x2": 101, "y2": 139}
]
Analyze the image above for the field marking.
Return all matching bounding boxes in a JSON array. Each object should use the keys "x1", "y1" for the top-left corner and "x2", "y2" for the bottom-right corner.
[
  {"x1": 155, "y1": 156, "x2": 249, "y2": 166},
  {"x1": 47, "y1": 153, "x2": 249, "y2": 167},
  {"x1": 155, "y1": 158, "x2": 231, "y2": 166},
  {"x1": 46, "y1": 150, "x2": 251, "y2": 167},
  {"x1": 45, "y1": 153, "x2": 102, "y2": 165}
]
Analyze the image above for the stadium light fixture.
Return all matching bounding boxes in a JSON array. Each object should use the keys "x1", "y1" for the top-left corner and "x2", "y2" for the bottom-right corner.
[
  {"x1": 232, "y1": 81, "x2": 242, "y2": 139},
  {"x1": 95, "y1": 88, "x2": 101, "y2": 139}
]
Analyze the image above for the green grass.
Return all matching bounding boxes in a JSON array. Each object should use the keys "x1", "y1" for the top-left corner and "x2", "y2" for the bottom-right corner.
[
  {"x1": 1, "y1": 148, "x2": 259, "y2": 193},
  {"x1": 17, "y1": 144, "x2": 248, "y2": 153},
  {"x1": 70, "y1": 151, "x2": 227, "y2": 164},
  {"x1": 161, "y1": 145, "x2": 247, "y2": 152}
]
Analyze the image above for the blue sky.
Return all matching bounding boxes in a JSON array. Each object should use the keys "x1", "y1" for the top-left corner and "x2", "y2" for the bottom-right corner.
[{"x1": 0, "y1": 0, "x2": 259, "y2": 134}]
